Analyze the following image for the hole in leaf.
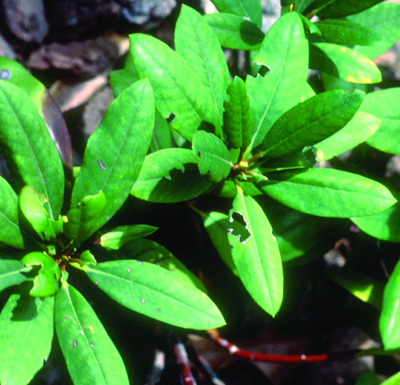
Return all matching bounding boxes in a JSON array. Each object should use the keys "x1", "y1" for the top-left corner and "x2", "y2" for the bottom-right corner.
[
  {"x1": 228, "y1": 212, "x2": 252, "y2": 244},
  {"x1": 166, "y1": 113, "x2": 176, "y2": 125}
]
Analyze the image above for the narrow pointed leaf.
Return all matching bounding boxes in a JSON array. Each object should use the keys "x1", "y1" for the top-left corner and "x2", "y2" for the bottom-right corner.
[
  {"x1": 0, "y1": 290, "x2": 54, "y2": 385},
  {"x1": 82, "y1": 261, "x2": 225, "y2": 329},
  {"x1": 380, "y1": 259, "x2": 400, "y2": 350},
  {"x1": 0, "y1": 81, "x2": 64, "y2": 219},
  {"x1": 257, "y1": 168, "x2": 396, "y2": 217},
  {"x1": 131, "y1": 148, "x2": 212, "y2": 203},
  {"x1": 315, "y1": 0, "x2": 384, "y2": 18},
  {"x1": 348, "y1": 3, "x2": 400, "y2": 60},
  {"x1": 65, "y1": 191, "x2": 106, "y2": 245},
  {"x1": 203, "y1": 13, "x2": 264, "y2": 50},
  {"x1": 352, "y1": 192, "x2": 400, "y2": 242},
  {"x1": 0, "y1": 56, "x2": 72, "y2": 169},
  {"x1": 71, "y1": 79, "x2": 154, "y2": 231},
  {"x1": 359, "y1": 88, "x2": 400, "y2": 154},
  {"x1": 121, "y1": 239, "x2": 207, "y2": 292},
  {"x1": 309, "y1": 43, "x2": 382, "y2": 84},
  {"x1": 210, "y1": 0, "x2": 262, "y2": 27},
  {"x1": 0, "y1": 260, "x2": 31, "y2": 293},
  {"x1": 55, "y1": 282, "x2": 129, "y2": 385},
  {"x1": 246, "y1": 12, "x2": 308, "y2": 151},
  {"x1": 223, "y1": 76, "x2": 253, "y2": 149},
  {"x1": 0, "y1": 177, "x2": 24, "y2": 248},
  {"x1": 175, "y1": 5, "x2": 230, "y2": 129},
  {"x1": 306, "y1": 111, "x2": 381, "y2": 161},
  {"x1": 100, "y1": 224, "x2": 158, "y2": 250},
  {"x1": 258, "y1": 89, "x2": 364, "y2": 160},
  {"x1": 109, "y1": 68, "x2": 139, "y2": 98},
  {"x1": 229, "y1": 190, "x2": 283, "y2": 316},
  {"x1": 192, "y1": 131, "x2": 232, "y2": 183},
  {"x1": 129, "y1": 34, "x2": 217, "y2": 141},
  {"x1": 315, "y1": 19, "x2": 384, "y2": 46}
]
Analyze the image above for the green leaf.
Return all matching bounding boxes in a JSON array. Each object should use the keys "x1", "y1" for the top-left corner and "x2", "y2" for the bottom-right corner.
[
  {"x1": 299, "y1": 14, "x2": 321, "y2": 36},
  {"x1": 309, "y1": 43, "x2": 382, "y2": 84},
  {"x1": 150, "y1": 111, "x2": 172, "y2": 153},
  {"x1": 210, "y1": 0, "x2": 262, "y2": 28},
  {"x1": 351, "y1": 192, "x2": 400, "y2": 242},
  {"x1": 21, "y1": 252, "x2": 61, "y2": 297},
  {"x1": 359, "y1": 88, "x2": 400, "y2": 154},
  {"x1": 0, "y1": 56, "x2": 73, "y2": 169},
  {"x1": 65, "y1": 191, "x2": 106, "y2": 245},
  {"x1": 228, "y1": 189, "x2": 283, "y2": 316},
  {"x1": 296, "y1": 0, "x2": 318, "y2": 14},
  {"x1": 306, "y1": 111, "x2": 381, "y2": 161},
  {"x1": 100, "y1": 225, "x2": 158, "y2": 250},
  {"x1": 380, "y1": 372, "x2": 400, "y2": 385},
  {"x1": 203, "y1": 13, "x2": 264, "y2": 50},
  {"x1": 129, "y1": 34, "x2": 217, "y2": 141},
  {"x1": 55, "y1": 282, "x2": 129, "y2": 385},
  {"x1": 315, "y1": 19, "x2": 384, "y2": 46},
  {"x1": 257, "y1": 168, "x2": 396, "y2": 217},
  {"x1": 315, "y1": 0, "x2": 384, "y2": 18},
  {"x1": 192, "y1": 131, "x2": 232, "y2": 183},
  {"x1": 0, "y1": 81, "x2": 64, "y2": 219},
  {"x1": 246, "y1": 12, "x2": 309, "y2": 152},
  {"x1": 121, "y1": 238, "x2": 207, "y2": 292},
  {"x1": 175, "y1": 5, "x2": 230, "y2": 130},
  {"x1": 131, "y1": 148, "x2": 212, "y2": 203},
  {"x1": 300, "y1": 82, "x2": 316, "y2": 102},
  {"x1": 326, "y1": 267, "x2": 384, "y2": 309},
  {"x1": 71, "y1": 79, "x2": 154, "y2": 232},
  {"x1": 82, "y1": 260, "x2": 225, "y2": 329},
  {"x1": 109, "y1": 68, "x2": 139, "y2": 98},
  {"x1": 0, "y1": 260, "x2": 31, "y2": 293},
  {"x1": 348, "y1": 3, "x2": 400, "y2": 60},
  {"x1": 19, "y1": 185, "x2": 63, "y2": 241},
  {"x1": 257, "y1": 89, "x2": 364, "y2": 160},
  {"x1": 0, "y1": 177, "x2": 24, "y2": 248},
  {"x1": 223, "y1": 76, "x2": 253, "y2": 149},
  {"x1": 0, "y1": 290, "x2": 54, "y2": 385},
  {"x1": 380, "y1": 258, "x2": 400, "y2": 350}
]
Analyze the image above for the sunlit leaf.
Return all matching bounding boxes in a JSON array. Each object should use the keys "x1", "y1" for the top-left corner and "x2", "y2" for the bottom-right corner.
[{"x1": 0, "y1": 260, "x2": 31, "y2": 293}]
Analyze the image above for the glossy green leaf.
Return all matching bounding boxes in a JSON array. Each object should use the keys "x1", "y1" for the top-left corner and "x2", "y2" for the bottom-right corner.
[
  {"x1": 246, "y1": 12, "x2": 308, "y2": 152},
  {"x1": 315, "y1": 0, "x2": 384, "y2": 18},
  {"x1": 129, "y1": 34, "x2": 217, "y2": 141},
  {"x1": 327, "y1": 267, "x2": 384, "y2": 309},
  {"x1": 300, "y1": 14, "x2": 321, "y2": 36},
  {"x1": 210, "y1": 0, "x2": 262, "y2": 28},
  {"x1": 0, "y1": 177, "x2": 24, "y2": 248},
  {"x1": 21, "y1": 252, "x2": 61, "y2": 297},
  {"x1": 306, "y1": 111, "x2": 381, "y2": 161},
  {"x1": 380, "y1": 371, "x2": 400, "y2": 385},
  {"x1": 71, "y1": 79, "x2": 154, "y2": 231},
  {"x1": 229, "y1": 189, "x2": 283, "y2": 316},
  {"x1": 309, "y1": 43, "x2": 382, "y2": 84},
  {"x1": 0, "y1": 260, "x2": 31, "y2": 293},
  {"x1": 0, "y1": 290, "x2": 54, "y2": 385},
  {"x1": 19, "y1": 185, "x2": 63, "y2": 241},
  {"x1": 82, "y1": 260, "x2": 225, "y2": 329},
  {"x1": 121, "y1": 238, "x2": 207, "y2": 292},
  {"x1": 0, "y1": 56, "x2": 72, "y2": 168},
  {"x1": 0, "y1": 81, "x2": 64, "y2": 220},
  {"x1": 359, "y1": 88, "x2": 400, "y2": 154},
  {"x1": 380, "y1": 258, "x2": 400, "y2": 350},
  {"x1": 100, "y1": 224, "x2": 158, "y2": 250},
  {"x1": 348, "y1": 3, "x2": 400, "y2": 60},
  {"x1": 203, "y1": 13, "x2": 264, "y2": 50},
  {"x1": 296, "y1": 0, "x2": 317, "y2": 14},
  {"x1": 214, "y1": 179, "x2": 262, "y2": 198},
  {"x1": 109, "y1": 68, "x2": 139, "y2": 98},
  {"x1": 300, "y1": 82, "x2": 316, "y2": 102},
  {"x1": 55, "y1": 282, "x2": 129, "y2": 385},
  {"x1": 65, "y1": 191, "x2": 106, "y2": 245},
  {"x1": 150, "y1": 111, "x2": 172, "y2": 153},
  {"x1": 321, "y1": 72, "x2": 358, "y2": 95},
  {"x1": 257, "y1": 168, "x2": 396, "y2": 217},
  {"x1": 315, "y1": 19, "x2": 383, "y2": 46},
  {"x1": 192, "y1": 131, "x2": 232, "y2": 183},
  {"x1": 131, "y1": 148, "x2": 212, "y2": 203},
  {"x1": 257, "y1": 89, "x2": 364, "y2": 160},
  {"x1": 175, "y1": 5, "x2": 230, "y2": 129},
  {"x1": 351, "y1": 192, "x2": 400, "y2": 242},
  {"x1": 223, "y1": 76, "x2": 253, "y2": 149}
]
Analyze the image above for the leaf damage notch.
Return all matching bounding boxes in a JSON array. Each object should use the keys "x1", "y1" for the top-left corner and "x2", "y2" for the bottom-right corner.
[{"x1": 227, "y1": 211, "x2": 252, "y2": 244}]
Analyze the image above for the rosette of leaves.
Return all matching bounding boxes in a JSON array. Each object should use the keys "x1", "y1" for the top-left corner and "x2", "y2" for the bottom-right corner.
[
  {"x1": 0, "y1": 57, "x2": 225, "y2": 385},
  {"x1": 116, "y1": 1, "x2": 400, "y2": 345}
]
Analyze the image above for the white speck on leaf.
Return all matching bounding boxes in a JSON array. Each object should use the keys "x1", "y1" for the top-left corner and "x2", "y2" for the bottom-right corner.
[
  {"x1": 140, "y1": 299, "x2": 145, "y2": 304},
  {"x1": 98, "y1": 159, "x2": 107, "y2": 170}
]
